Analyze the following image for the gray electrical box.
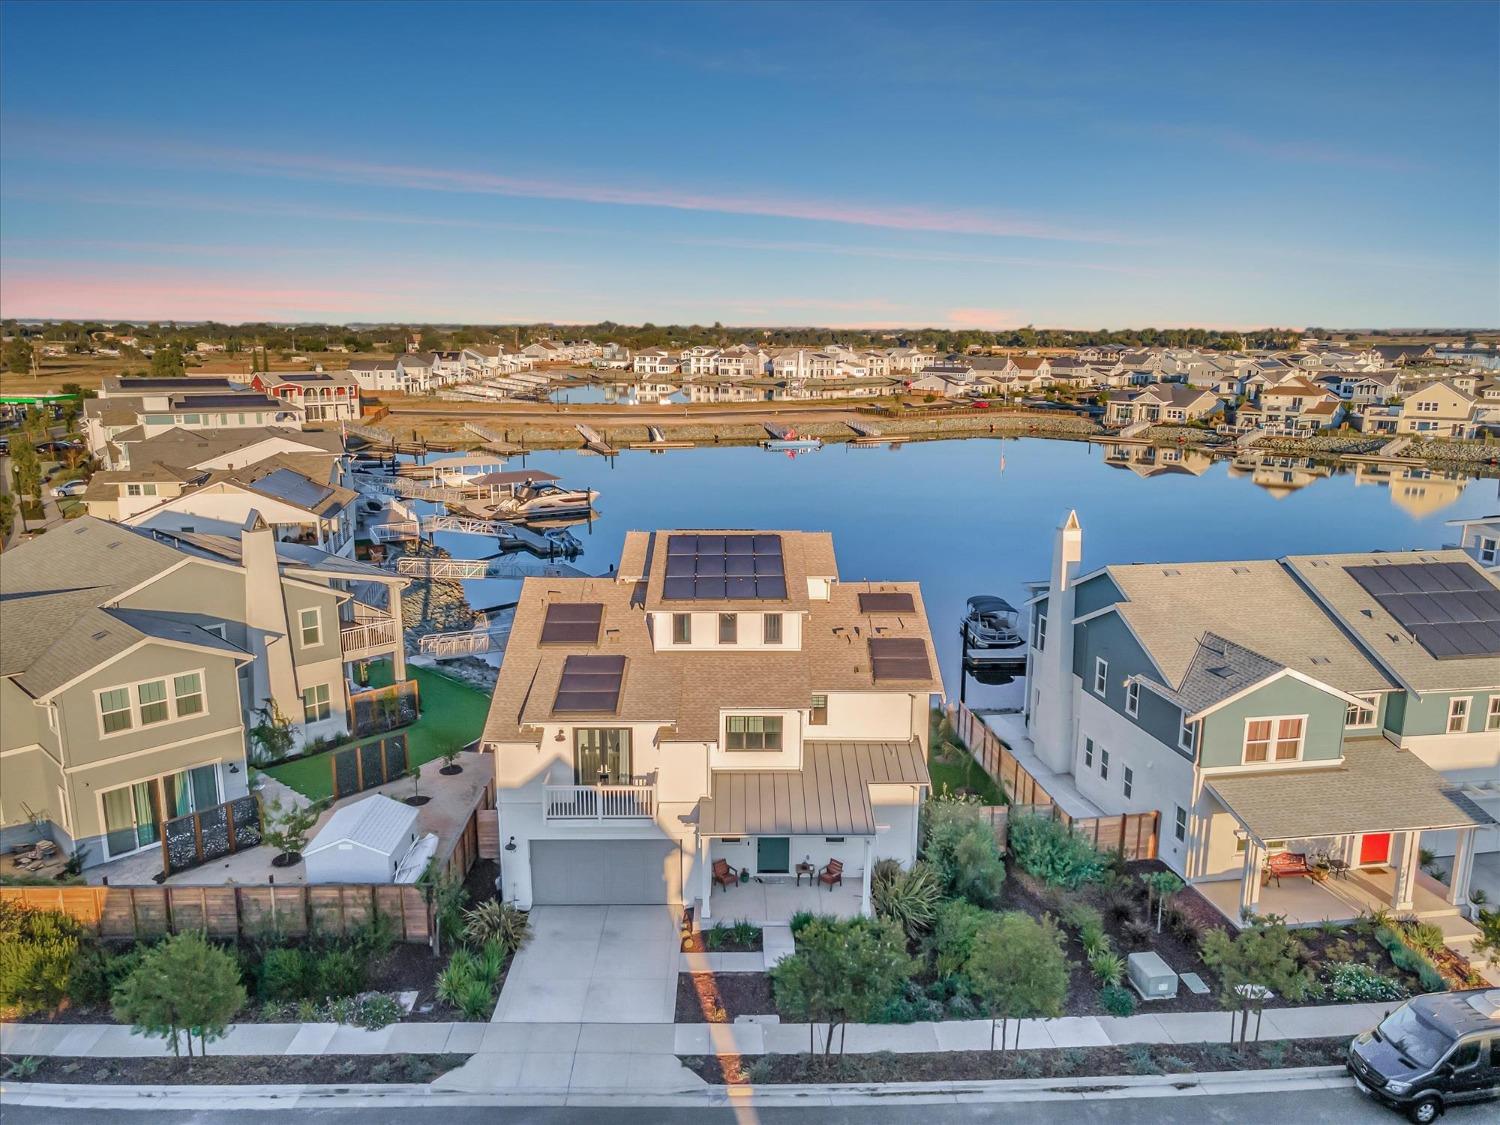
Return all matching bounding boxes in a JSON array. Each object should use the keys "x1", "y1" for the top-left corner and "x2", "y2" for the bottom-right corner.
[{"x1": 1127, "y1": 950, "x2": 1179, "y2": 1000}]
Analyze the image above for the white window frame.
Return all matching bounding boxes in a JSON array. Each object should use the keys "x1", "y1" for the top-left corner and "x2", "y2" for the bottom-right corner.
[
  {"x1": 762, "y1": 613, "x2": 783, "y2": 645},
  {"x1": 724, "y1": 713, "x2": 783, "y2": 751},
  {"x1": 1478, "y1": 536, "x2": 1497, "y2": 565},
  {"x1": 1125, "y1": 681, "x2": 1140, "y2": 717},
  {"x1": 1122, "y1": 765, "x2": 1134, "y2": 799},
  {"x1": 95, "y1": 668, "x2": 208, "y2": 739},
  {"x1": 298, "y1": 607, "x2": 322, "y2": 648},
  {"x1": 1488, "y1": 695, "x2": 1500, "y2": 733},
  {"x1": 671, "y1": 613, "x2": 692, "y2": 645},
  {"x1": 1345, "y1": 693, "x2": 1378, "y2": 729},
  {"x1": 1033, "y1": 613, "x2": 1047, "y2": 651},
  {"x1": 1083, "y1": 736, "x2": 1094, "y2": 770},
  {"x1": 1099, "y1": 747, "x2": 1110, "y2": 780},
  {"x1": 302, "y1": 682, "x2": 332, "y2": 724},
  {"x1": 1241, "y1": 714, "x2": 1307, "y2": 765},
  {"x1": 1093, "y1": 657, "x2": 1108, "y2": 697},
  {"x1": 1447, "y1": 696, "x2": 1470, "y2": 735},
  {"x1": 1178, "y1": 715, "x2": 1195, "y2": 753},
  {"x1": 1174, "y1": 805, "x2": 1187, "y2": 842}
]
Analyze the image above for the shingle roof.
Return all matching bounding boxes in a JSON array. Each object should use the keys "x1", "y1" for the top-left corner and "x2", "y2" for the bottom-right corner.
[
  {"x1": 1207, "y1": 740, "x2": 1492, "y2": 842},
  {"x1": 1151, "y1": 632, "x2": 1285, "y2": 716}
]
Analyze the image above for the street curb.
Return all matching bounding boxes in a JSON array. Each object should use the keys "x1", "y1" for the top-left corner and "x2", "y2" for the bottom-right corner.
[{"x1": 0, "y1": 1064, "x2": 1355, "y2": 1109}]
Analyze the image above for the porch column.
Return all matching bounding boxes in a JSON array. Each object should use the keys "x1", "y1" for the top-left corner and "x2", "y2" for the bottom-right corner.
[
  {"x1": 1391, "y1": 831, "x2": 1419, "y2": 911},
  {"x1": 860, "y1": 838, "x2": 874, "y2": 918},
  {"x1": 389, "y1": 584, "x2": 407, "y2": 681},
  {"x1": 1238, "y1": 838, "x2": 1265, "y2": 921},
  {"x1": 698, "y1": 833, "x2": 712, "y2": 922},
  {"x1": 1446, "y1": 828, "x2": 1477, "y2": 909}
]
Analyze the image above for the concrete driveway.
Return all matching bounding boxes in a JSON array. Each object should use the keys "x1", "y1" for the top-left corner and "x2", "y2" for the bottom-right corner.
[{"x1": 492, "y1": 905, "x2": 681, "y2": 1024}]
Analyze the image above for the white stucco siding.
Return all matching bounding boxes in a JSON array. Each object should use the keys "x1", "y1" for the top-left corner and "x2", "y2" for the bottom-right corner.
[
  {"x1": 709, "y1": 709, "x2": 804, "y2": 772},
  {"x1": 648, "y1": 610, "x2": 803, "y2": 652},
  {"x1": 1400, "y1": 730, "x2": 1500, "y2": 773},
  {"x1": 811, "y1": 692, "x2": 918, "y2": 742}
]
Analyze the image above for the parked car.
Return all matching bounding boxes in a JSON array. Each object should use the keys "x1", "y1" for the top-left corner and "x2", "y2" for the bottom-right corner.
[
  {"x1": 968, "y1": 399, "x2": 992, "y2": 409},
  {"x1": 51, "y1": 479, "x2": 88, "y2": 498},
  {"x1": 1347, "y1": 989, "x2": 1500, "y2": 1122},
  {"x1": 36, "y1": 439, "x2": 81, "y2": 455}
]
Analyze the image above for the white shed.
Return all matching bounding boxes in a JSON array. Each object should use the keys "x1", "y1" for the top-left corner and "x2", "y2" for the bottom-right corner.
[{"x1": 303, "y1": 794, "x2": 420, "y2": 884}]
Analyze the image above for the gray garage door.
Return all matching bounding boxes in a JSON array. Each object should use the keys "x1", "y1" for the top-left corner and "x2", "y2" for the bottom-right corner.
[{"x1": 530, "y1": 840, "x2": 682, "y2": 905}]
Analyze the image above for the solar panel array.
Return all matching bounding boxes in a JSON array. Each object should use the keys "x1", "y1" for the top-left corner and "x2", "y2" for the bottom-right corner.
[
  {"x1": 859, "y1": 591, "x2": 915, "y2": 614},
  {"x1": 868, "y1": 637, "x2": 932, "y2": 682},
  {"x1": 553, "y1": 654, "x2": 626, "y2": 713},
  {"x1": 662, "y1": 534, "x2": 787, "y2": 601},
  {"x1": 540, "y1": 602, "x2": 603, "y2": 646},
  {"x1": 1346, "y1": 562, "x2": 1500, "y2": 659}
]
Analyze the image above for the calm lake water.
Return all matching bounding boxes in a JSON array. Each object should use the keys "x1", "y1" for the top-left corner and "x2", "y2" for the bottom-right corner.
[
  {"x1": 427, "y1": 437, "x2": 1499, "y2": 708},
  {"x1": 547, "y1": 383, "x2": 690, "y2": 405}
]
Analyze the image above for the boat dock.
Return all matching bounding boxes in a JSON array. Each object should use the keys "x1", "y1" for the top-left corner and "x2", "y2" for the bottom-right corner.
[
  {"x1": 420, "y1": 514, "x2": 573, "y2": 555},
  {"x1": 1343, "y1": 436, "x2": 1427, "y2": 467},
  {"x1": 630, "y1": 424, "x2": 695, "y2": 450},
  {"x1": 762, "y1": 421, "x2": 822, "y2": 450},
  {"x1": 575, "y1": 423, "x2": 617, "y2": 456},
  {"x1": 847, "y1": 419, "x2": 908, "y2": 445},
  {"x1": 463, "y1": 422, "x2": 528, "y2": 456}
]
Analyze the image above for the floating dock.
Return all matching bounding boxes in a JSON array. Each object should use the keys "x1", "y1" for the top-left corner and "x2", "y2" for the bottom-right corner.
[
  {"x1": 847, "y1": 419, "x2": 908, "y2": 445},
  {"x1": 630, "y1": 424, "x2": 695, "y2": 450},
  {"x1": 575, "y1": 423, "x2": 617, "y2": 456}
]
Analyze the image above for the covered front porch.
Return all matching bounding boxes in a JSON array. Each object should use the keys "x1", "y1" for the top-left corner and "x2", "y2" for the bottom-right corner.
[
  {"x1": 1203, "y1": 741, "x2": 1490, "y2": 928},
  {"x1": 700, "y1": 867, "x2": 865, "y2": 926}
]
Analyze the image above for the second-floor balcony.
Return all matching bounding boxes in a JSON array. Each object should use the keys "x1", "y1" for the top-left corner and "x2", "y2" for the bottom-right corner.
[
  {"x1": 340, "y1": 615, "x2": 400, "y2": 660},
  {"x1": 543, "y1": 781, "x2": 655, "y2": 822}
]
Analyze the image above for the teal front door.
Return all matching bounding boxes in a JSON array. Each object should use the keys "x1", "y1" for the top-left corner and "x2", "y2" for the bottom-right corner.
[{"x1": 757, "y1": 837, "x2": 790, "y2": 874}]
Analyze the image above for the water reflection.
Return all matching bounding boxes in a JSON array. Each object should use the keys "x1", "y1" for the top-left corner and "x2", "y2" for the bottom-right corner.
[{"x1": 548, "y1": 382, "x2": 690, "y2": 405}]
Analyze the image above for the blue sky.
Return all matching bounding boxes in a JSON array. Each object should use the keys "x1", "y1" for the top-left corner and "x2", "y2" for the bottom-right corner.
[{"x1": 1, "y1": 0, "x2": 1496, "y2": 328}]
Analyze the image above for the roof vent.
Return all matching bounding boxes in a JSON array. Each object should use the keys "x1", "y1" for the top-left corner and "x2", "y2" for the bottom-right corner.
[
  {"x1": 1230, "y1": 566, "x2": 1250, "y2": 575},
  {"x1": 90, "y1": 630, "x2": 109, "y2": 641},
  {"x1": 1162, "y1": 568, "x2": 1181, "y2": 577},
  {"x1": 1310, "y1": 656, "x2": 1331, "y2": 665},
  {"x1": 1310, "y1": 559, "x2": 1329, "y2": 568}
]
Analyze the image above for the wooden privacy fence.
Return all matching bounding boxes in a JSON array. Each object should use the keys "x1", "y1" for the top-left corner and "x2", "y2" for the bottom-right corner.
[
  {"x1": 161, "y1": 794, "x2": 263, "y2": 877},
  {"x1": 947, "y1": 702, "x2": 1159, "y2": 861},
  {"x1": 329, "y1": 733, "x2": 409, "y2": 800},
  {"x1": 0, "y1": 883, "x2": 432, "y2": 943},
  {"x1": 349, "y1": 679, "x2": 421, "y2": 737}
]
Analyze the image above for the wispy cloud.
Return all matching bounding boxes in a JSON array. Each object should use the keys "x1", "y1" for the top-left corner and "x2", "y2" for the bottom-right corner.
[{"x1": 1149, "y1": 123, "x2": 1417, "y2": 172}]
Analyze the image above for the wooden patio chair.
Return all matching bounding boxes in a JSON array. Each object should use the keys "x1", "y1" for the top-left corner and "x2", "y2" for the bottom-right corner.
[
  {"x1": 712, "y1": 858, "x2": 739, "y2": 891},
  {"x1": 818, "y1": 858, "x2": 843, "y2": 890}
]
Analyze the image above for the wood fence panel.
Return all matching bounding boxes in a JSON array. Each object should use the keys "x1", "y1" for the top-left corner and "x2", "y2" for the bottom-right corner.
[
  {"x1": 98, "y1": 888, "x2": 139, "y2": 938},
  {"x1": 477, "y1": 809, "x2": 500, "y2": 860}
]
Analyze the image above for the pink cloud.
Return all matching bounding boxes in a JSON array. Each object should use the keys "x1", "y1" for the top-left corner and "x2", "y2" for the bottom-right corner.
[{"x1": 945, "y1": 307, "x2": 1024, "y2": 329}]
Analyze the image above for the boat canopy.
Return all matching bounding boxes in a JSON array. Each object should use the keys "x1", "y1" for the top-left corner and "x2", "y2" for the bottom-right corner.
[{"x1": 967, "y1": 595, "x2": 1018, "y2": 615}]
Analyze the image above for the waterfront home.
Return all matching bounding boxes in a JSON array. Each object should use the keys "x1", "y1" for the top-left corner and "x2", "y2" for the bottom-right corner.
[
  {"x1": 346, "y1": 357, "x2": 403, "y2": 394},
  {"x1": 1397, "y1": 380, "x2": 1480, "y2": 438},
  {"x1": 631, "y1": 347, "x2": 681, "y2": 376},
  {"x1": 1376, "y1": 344, "x2": 1438, "y2": 366},
  {"x1": 481, "y1": 530, "x2": 941, "y2": 916},
  {"x1": 85, "y1": 378, "x2": 298, "y2": 464},
  {"x1": 1252, "y1": 379, "x2": 1346, "y2": 434},
  {"x1": 121, "y1": 460, "x2": 360, "y2": 557},
  {"x1": 0, "y1": 517, "x2": 407, "y2": 867},
  {"x1": 251, "y1": 370, "x2": 361, "y2": 424},
  {"x1": 1447, "y1": 514, "x2": 1499, "y2": 573},
  {"x1": 1022, "y1": 512, "x2": 1497, "y2": 928},
  {"x1": 397, "y1": 352, "x2": 435, "y2": 394},
  {"x1": 1105, "y1": 383, "x2": 1219, "y2": 426},
  {"x1": 105, "y1": 425, "x2": 345, "y2": 478},
  {"x1": 911, "y1": 364, "x2": 978, "y2": 397},
  {"x1": 83, "y1": 463, "x2": 208, "y2": 521}
]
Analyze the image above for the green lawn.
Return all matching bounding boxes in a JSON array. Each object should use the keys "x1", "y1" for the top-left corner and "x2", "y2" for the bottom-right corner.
[
  {"x1": 927, "y1": 709, "x2": 1006, "y2": 805},
  {"x1": 260, "y1": 665, "x2": 490, "y2": 802}
]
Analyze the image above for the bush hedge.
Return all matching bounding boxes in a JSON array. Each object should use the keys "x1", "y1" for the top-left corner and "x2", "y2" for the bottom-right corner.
[{"x1": 1008, "y1": 814, "x2": 1110, "y2": 889}]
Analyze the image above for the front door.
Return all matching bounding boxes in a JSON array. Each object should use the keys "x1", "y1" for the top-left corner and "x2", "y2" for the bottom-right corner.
[
  {"x1": 757, "y1": 837, "x2": 790, "y2": 874},
  {"x1": 1359, "y1": 833, "x2": 1391, "y2": 866}
]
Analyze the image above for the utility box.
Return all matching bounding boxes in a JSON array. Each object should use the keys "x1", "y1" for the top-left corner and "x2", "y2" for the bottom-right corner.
[{"x1": 1127, "y1": 951, "x2": 1179, "y2": 1001}]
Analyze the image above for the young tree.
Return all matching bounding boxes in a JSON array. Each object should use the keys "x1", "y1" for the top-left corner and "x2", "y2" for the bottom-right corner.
[
  {"x1": 770, "y1": 916, "x2": 914, "y2": 1054},
  {"x1": 964, "y1": 911, "x2": 1070, "y2": 1052},
  {"x1": 112, "y1": 931, "x2": 245, "y2": 1059},
  {"x1": 1140, "y1": 870, "x2": 1185, "y2": 933},
  {"x1": 1200, "y1": 914, "x2": 1311, "y2": 1047},
  {"x1": 260, "y1": 795, "x2": 321, "y2": 867},
  {"x1": 248, "y1": 700, "x2": 296, "y2": 765}
]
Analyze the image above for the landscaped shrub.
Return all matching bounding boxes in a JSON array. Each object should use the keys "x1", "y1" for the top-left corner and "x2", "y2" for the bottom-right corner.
[
  {"x1": 930, "y1": 899, "x2": 998, "y2": 977},
  {"x1": 0, "y1": 901, "x2": 85, "y2": 1017},
  {"x1": 70, "y1": 943, "x2": 148, "y2": 1008},
  {"x1": 1099, "y1": 984, "x2": 1137, "y2": 1016},
  {"x1": 476, "y1": 941, "x2": 507, "y2": 989},
  {"x1": 921, "y1": 798, "x2": 1005, "y2": 907},
  {"x1": 259, "y1": 947, "x2": 315, "y2": 1002},
  {"x1": 1007, "y1": 814, "x2": 1109, "y2": 889},
  {"x1": 871, "y1": 859, "x2": 942, "y2": 940},
  {"x1": 112, "y1": 931, "x2": 246, "y2": 1059},
  {"x1": 1088, "y1": 950, "x2": 1126, "y2": 987},
  {"x1": 1375, "y1": 925, "x2": 1446, "y2": 993},
  {"x1": 1321, "y1": 961, "x2": 1409, "y2": 1003},
  {"x1": 462, "y1": 900, "x2": 530, "y2": 955},
  {"x1": 788, "y1": 911, "x2": 817, "y2": 936},
  {"x1": 1402, "y1": 921, "x2": 1445, "y2": 958},
  {"x1": 771, "y1": 916, "x2": 916, "y2": 1052},
  {"x1": 313, "y1": 947, "x2": 366, "y2": 1000}
]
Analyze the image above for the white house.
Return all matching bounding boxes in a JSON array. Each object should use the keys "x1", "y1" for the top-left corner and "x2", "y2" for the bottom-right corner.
[{"x1": 482, "y1": 530, "x2": 942, "y2": 918}]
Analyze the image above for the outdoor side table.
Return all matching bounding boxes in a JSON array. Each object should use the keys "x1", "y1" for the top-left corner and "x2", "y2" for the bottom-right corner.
[{"x1": 795, "y1": 862, "x2": 814, "y2": 886}]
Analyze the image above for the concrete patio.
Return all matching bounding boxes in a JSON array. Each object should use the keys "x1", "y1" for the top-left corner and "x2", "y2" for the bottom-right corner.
[
  {"x1": 700, "y1": 875, "x2": 863, "y2": 926},
  {"x1": 86, "y1": 750, "x2": 490, "y2": 886},
  {"x1": 1195, "y1": 864, "x2": 1475, "y2": 932}
]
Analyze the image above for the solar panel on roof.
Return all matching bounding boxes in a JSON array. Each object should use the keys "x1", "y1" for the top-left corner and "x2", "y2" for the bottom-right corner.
[
  {"x1": 859, "y1": 592, "x2": 915, "y2": 614},
  {"x1": 869, "y1": 637, "x2": 931, "y2": 682},
  {"x1": 661, "y1": 533, "x2": 786, "y2": 601},
  {"x1": 539, "y1": 603, "x2": 603, "y2": 645},
  {"x1": 1347, "y1": 562, "x2": 1500, "y2": 659},
  {"x1": 553, "y1": 654, "x2": 625, "y2": 713}
]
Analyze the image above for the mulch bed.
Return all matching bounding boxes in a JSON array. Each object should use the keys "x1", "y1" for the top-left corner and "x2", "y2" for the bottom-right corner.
[
  {"x1": 676, "y1": 972, "x2": 776, "y2": 1023},
  {"x1": 681, "y1": 931, "x2": 765, "y2": 954},
  {"x1": 1, "y1": 1053, "x2": 470, "y2": 1086},
  {"x1": 682, "y1": 1035, "x2": 1349, "y2": 1084}
]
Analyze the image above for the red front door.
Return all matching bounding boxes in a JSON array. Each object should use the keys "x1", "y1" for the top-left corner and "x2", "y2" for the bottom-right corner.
[{"x1": 1359, "y1": 833, "x2": 1391, "y2": 866}]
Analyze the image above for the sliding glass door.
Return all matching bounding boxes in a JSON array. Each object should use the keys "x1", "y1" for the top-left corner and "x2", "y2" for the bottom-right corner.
[{"x1": 100, "y1": 765, "x2": 220, "y2": 858}]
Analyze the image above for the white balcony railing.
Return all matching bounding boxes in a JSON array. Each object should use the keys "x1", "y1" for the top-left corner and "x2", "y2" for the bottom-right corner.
[
  {"x1": 543, "y1": 784, "x2": 655, "y2": 821},
  {"x1": 340, "y1": 617, "x2": 399, "y2": 658}
]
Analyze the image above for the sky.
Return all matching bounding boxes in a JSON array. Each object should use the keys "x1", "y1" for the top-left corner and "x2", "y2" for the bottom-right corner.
[{"x1": 1, "y1": 0, "x2": 1497, "y2": 329}]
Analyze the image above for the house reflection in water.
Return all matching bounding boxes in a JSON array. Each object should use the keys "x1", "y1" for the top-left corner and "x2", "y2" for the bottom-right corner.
[
  {"x1": 1227, "y1": 453, "x2": 1333, "y2": 499},
  {"x1": 1100, "y1": 442, "x2": 1215, "y2": 479},
  {"x1": 1352, "y1": 463, "x2": 1476, "y2": 518}
]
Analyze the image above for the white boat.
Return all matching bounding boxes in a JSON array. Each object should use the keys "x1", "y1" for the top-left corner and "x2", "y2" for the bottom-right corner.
[
  {"x1": 487, "y1": 481, "x2": 599, "y2": 520},
  {"x1": 962, "y1": 596, "x2": 1024, "y2": 649}
]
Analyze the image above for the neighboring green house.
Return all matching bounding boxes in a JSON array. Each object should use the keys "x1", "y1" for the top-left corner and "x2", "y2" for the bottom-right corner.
[
  {"x1": 0, "y1": 516, "x2": 408, "y2": 868},
  {"x1": 1023, "y1": 512, "x2": 1497, "y2": 929}
]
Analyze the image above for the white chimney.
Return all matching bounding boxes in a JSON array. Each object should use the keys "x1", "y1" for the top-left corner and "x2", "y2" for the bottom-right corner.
[{"x1": 1027, "y1": 510, "x2": 1082, "y2": 775}]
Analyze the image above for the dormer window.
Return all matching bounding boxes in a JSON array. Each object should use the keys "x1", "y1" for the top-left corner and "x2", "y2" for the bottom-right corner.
[
  {"x1": 726, "y1": 715, "x2": 782, "y2": 751},
  {"x1": 718, "y1": 613, "x2": 738, "y2": 644}
]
